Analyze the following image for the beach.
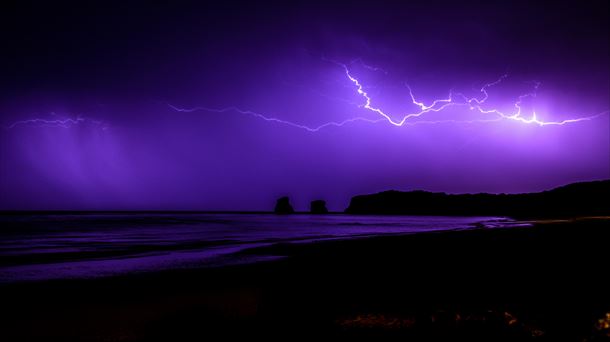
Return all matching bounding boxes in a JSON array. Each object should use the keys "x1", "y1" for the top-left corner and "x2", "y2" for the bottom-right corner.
[{"x1": 1, "y1": 217, "x2": 609, "y2": 341}]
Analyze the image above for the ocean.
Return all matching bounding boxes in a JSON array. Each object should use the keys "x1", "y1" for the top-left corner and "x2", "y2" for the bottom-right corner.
[{"x1": 0, "y1": 213, "x2": 528, "y2": 282}]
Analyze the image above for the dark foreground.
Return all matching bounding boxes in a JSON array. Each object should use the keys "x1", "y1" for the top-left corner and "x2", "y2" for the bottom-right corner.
[{"x1": 1, "y1": 218, "x2": 609, "y2": 341}]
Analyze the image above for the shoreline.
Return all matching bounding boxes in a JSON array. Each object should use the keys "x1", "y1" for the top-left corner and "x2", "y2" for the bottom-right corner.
[
  {"x1": 0, "y1": 214, "x2": 517, "y2": 284},
  {"x1": 1, "y1": 217, "x2": 609, "y2": 341}
]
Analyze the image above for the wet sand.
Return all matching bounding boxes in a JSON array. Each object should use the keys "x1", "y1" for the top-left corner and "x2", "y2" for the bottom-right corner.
[{"x1": 1, "y1": 217, "x2": 609, "y2": 341}]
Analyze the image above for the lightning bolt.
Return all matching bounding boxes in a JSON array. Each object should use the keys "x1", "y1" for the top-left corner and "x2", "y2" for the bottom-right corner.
[
  {"x1": 334, "y1": 59, "x2": 607, "y2": 127},
  {"x1": 166, "y1": 104, "x2": 384, "y2": 132},
  {"x1": 168, "y1": 59, "x2": 607, "y2": 132},
  {"x1": 7, "y1": 61, "x2": 606, "y2": 132},
  {"x1": 334, "y1": 60, "x2": 459, "y2": 126},
  {"x1": 4, "y1": 114, "x2": 109, "y2": 130}
]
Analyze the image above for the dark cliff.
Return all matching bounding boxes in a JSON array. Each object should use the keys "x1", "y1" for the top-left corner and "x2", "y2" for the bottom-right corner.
[{"x1": 345, "y1": 180, "x2": 610, "y2": 218}]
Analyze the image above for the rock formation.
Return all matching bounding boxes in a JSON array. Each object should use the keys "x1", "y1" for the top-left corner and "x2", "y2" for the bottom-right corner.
[
  {"x1": 310, "y1": 200, "x2": 328, "y2": 214},
  {"x1": 274, "y1": 196, "x2": 295, "y2": 214}
]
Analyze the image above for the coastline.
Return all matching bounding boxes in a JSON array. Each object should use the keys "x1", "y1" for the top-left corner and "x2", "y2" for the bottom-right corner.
[
  {"x1": 0, "y1": 214, "x2": 513, "y2": 283},
  {"x1": 1, "y1": 217, "x2": 609, "y2": 341}
]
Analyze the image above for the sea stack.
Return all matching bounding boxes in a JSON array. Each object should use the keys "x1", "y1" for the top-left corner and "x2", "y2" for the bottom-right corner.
[
  {"x1": 274, "y1": 196, "x2": 295, "y2": 214},
  {"x1": 310, "y1": 200, "x2": 328, "y2": 214}
]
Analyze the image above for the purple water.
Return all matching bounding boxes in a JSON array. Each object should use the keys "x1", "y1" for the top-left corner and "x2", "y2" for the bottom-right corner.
[{"x1": 0, "y1": 214, "x2": 528, "y2": 282}]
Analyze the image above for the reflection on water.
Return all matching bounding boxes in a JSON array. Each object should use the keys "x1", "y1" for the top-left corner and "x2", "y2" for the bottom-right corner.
[{"x1": 0, "y1": 214, "x2": 527, "y2": 282}]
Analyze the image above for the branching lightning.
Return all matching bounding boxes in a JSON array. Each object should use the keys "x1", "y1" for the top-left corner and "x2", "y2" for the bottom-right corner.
[
  {"x1": 333, "y1": 59, "x2": 607, "y2": 127},
  {"x1": 6, "y1": 60, "x2": 607, "y2": 132},
  {"x1": 167, "y1": 59, "x2": 607, "y2": 132}
]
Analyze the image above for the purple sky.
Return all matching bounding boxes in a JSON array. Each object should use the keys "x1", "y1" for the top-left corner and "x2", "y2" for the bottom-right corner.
[{"x1": 1, "y1": 0, "x2": 608, "y2": 211}]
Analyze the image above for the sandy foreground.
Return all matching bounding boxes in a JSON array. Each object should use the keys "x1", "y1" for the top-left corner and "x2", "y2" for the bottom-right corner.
[{"x1": 1, "y1": 217, "x2": 609, "y2": 341}]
